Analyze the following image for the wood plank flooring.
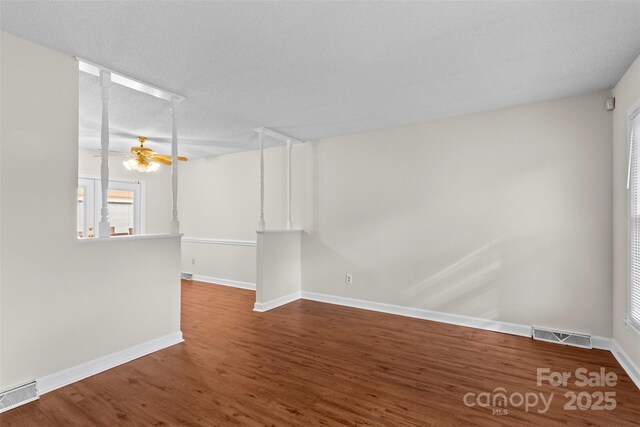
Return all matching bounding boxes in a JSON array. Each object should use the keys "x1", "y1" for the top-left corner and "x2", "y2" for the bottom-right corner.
[{"x1": 2, "y1": 280, "x2": 639, "y2": 426}]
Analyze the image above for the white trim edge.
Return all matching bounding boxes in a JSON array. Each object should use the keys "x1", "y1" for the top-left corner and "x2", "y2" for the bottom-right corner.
[
  {"x1": 254, "y1": 291, "x2": 301, "y2": 312},
  {"x1": 256, "y1": 229, "x2": 303, "y2": 234},
  {"x1": 610, "y1": 339, "x2": 640, "y2": 391},
  {"x1": 23, "y1": 288, "x2": 639, "y2": 403},
  {"x1": 36, "y1": 331, "x2": 184, "y2": 395},
  {"x1": 628, "y1": 97, "x2": 640, "y2": 120},
  {"x1": 182, "y1": 237, "x2": 257, "y2": 247},
  {"x1": 300, "y1": 291, "x2": 531, "y2": 337},
  {"x1": 191, "y1": 274, "x2": 256, "y2": 291},
  {"x1": 590, "y1": 335, "x2": 613, "y2": 351},
  {"x1": 298, "y1": 291, "x2": 640, "y2": 391},
  {"x1": 624, "y1": 316, "x2": 640, "y2": 339},
  {"x1": 254, "y1": 127, "x2": 304, "y2": 145},
  {"x1": 77, "y1": 57, "x2": 185, "y2": 102},
  {"x1": 77, "y1": 233, "x2": 183, "y2": 243}
]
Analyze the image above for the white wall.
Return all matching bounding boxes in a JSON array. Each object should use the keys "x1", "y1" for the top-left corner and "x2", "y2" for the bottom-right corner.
[
  {"x1": 78, "y1": 148, "x2": 172, "y2": 234},
  {"x1": 303, "y1": 91, "x2": 613, "y2": 337},
  {"x1": 179, "y1": 91, "x2": 613, "y2": 338},
  {"x1": 0, "y1": 32, "x2": 182, "y2": 390},
  {"x1": 613, "y1": 54, "x2": 640, "y2": 367},
  {"x1": 179, "y1": 145, "x2": 311, "y2": 284},
  {"x1": 256, "y1": 231, "x2": 302, "y2": 306}
]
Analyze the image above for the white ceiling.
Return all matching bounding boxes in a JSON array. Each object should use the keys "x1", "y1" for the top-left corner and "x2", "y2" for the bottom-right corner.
[{"x1": 2, "y1": 1, "x2": 640, "y2": 158}]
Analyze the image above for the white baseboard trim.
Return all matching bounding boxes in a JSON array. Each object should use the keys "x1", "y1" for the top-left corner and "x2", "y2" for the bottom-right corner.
[
  {"x1": 609, "y1": 339, "x2": 640, "y2": 391},
  {"x1": 591, "y1": 335, "x2": 613, "y2": 351},
  {"x1": 37, "y1": 331, "x2": 184, "y2": 395},
  {"x1": 300, "y1": 291, "x2": 531, "y2": 337},
  {"x1": 191, "y1": 274, "x2": 256, "y2": 291},
  {"x1": 299, "y1": 291, "x2": 640, "y2": 391},
  {"x1": 182, "y1": 236, "x2": 257, "y2": 247},
  {"x1": 22, "y1": 289, "x2": 639, "y2": 404},
  {"x1": 254, "y1": 291, "x2": 301, "y2": 312}
]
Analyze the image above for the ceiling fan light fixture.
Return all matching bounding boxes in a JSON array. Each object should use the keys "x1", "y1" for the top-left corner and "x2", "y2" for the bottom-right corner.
[{"x1": 123, "y1": 158, "x2": 160, "y2": 173}]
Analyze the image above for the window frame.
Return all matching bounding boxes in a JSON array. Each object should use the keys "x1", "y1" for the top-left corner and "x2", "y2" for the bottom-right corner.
[
  {"x1": 78, "y1": 174, "x2": 146, "y2": 238},
  {"x1": 627, "y1": 98, "x2": 640, "y2": 337}
]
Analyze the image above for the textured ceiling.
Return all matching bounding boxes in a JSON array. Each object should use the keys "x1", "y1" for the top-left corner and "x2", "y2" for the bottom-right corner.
[{"x1": 2, "y1": 1, "x2": 640, "y2": 158}]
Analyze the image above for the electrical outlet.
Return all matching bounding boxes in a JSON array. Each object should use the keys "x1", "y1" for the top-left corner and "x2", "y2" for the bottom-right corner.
[
  {"x1": 345, "y1": 274, "x2": 353, "y2": 285},
  {"x1": 192, "y1": 258, "x2": 196, "y2": 265}
]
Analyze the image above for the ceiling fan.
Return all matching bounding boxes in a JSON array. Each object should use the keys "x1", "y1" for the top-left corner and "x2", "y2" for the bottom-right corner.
[{"x1": 122, "y1": 136, "x2": 187, "y2": 172}]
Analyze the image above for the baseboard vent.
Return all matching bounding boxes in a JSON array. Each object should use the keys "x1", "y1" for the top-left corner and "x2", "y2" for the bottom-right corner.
[
  {"x1": 532, "y1": 326, "x2": 592, "y2": 349},
  {"x1": 0, "y1": 382, "x2": 38, "y2": 413},
  {"x1": 181, "y1": 272, "x2": 193, "y2": 280}
]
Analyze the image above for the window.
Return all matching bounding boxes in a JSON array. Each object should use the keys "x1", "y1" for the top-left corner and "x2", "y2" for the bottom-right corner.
[
  {"x1": 628, "y1": 100, "x2": 640, "y2": 334},
  {"x1": 77, "y1": 177, "x2": 143, "y2": 238},
  {"x1": 107, "y1": 189, "x2": 136, "y2": 235},
  {"x1": 77, "y1": 186, "x2": 87, "y2": 237}
]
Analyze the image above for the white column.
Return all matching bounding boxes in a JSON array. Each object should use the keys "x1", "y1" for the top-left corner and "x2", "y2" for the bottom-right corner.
[
  {"x1": 258, "y1": 130, "x2": 266, "y2": 231},
  {"x1": 98, "y1": 70, "x2": 111, "y2": 238},
  {"x1": 170, "y1": 98, "x2": 180, "y2": 233},
  {"x1": 286, "y1": 139, "x2": 292, "y2": 230}
]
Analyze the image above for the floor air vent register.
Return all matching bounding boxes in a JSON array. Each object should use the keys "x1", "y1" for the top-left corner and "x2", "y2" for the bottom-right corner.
[
  {"x1": 532, "y1": 326, "x2": 592, "y2": 349},
  {"x1": 0, "y1": 381, "x2": 38, "y2": 413}
]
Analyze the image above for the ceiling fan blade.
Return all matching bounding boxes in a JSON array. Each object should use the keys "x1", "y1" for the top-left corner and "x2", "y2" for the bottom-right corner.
[
  {"x1": 150, "y1": 156, "x2": 172, "y2": 166},
  {"x1": 152, "y1": 154, "x2": 188, "y2": 161},
  {"x1": 92, "y1": 150, "x2": 130, "y2": 158}
]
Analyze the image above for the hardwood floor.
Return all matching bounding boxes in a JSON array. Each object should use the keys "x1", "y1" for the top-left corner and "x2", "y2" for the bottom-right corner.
[{"x1": 2, "y1": 280, "x2": 639, "y2": 426}]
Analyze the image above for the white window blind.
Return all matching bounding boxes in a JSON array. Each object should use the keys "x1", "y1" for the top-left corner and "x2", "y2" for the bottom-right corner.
[{"x1": 628, "y1": 104, "x2": 640, "y2": 332}]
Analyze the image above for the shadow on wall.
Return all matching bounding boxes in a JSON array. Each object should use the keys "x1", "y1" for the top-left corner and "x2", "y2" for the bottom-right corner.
[
  {"x1": 302, "y1": 91, "x2": 613, "y2": 337},
  {"x1": 302, "y1": 232, "x2": 504, "y2": 319},
  {"x1": 305, "y1": 140, "x2": 504, "y2": 320},
  {"x1": 404, "y1": 239, "x2": 503, "y2": 319}
]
